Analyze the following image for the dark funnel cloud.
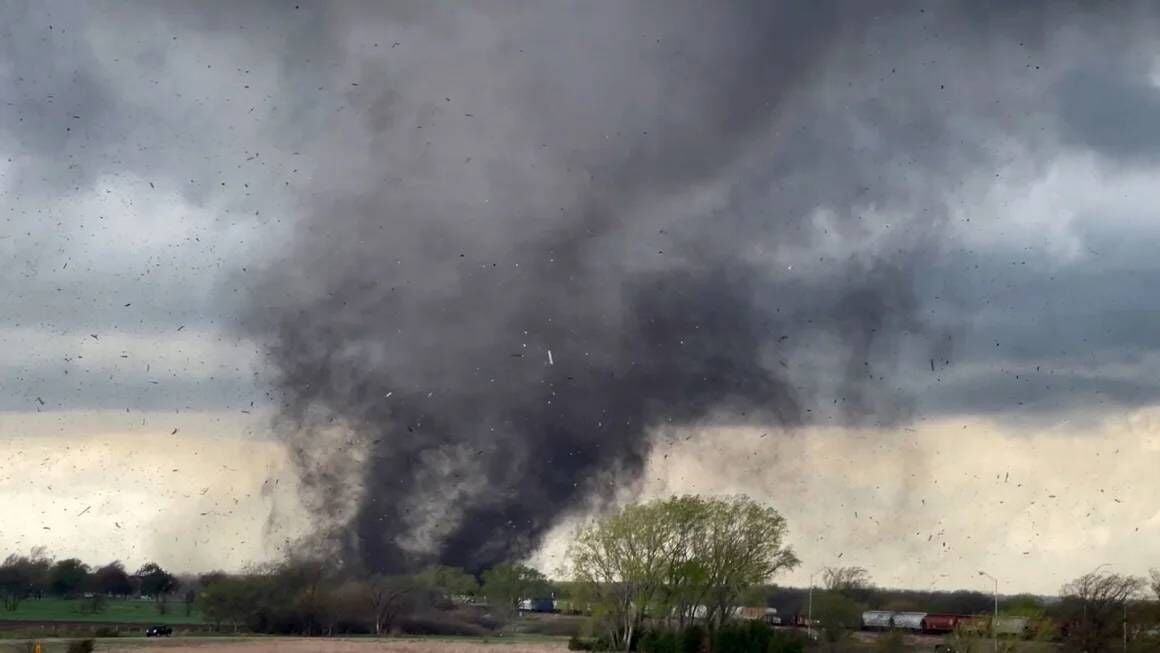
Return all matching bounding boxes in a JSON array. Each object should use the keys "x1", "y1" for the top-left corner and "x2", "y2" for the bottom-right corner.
[{"x1": 241, "y1": 1, "x2": 1135, "y2": 572}]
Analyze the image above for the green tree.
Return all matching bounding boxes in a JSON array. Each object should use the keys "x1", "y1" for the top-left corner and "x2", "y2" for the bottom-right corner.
[
  {"x1": 690, "y1": 496, "x2": 798, "y2": 632},
  {"x1": 569, "y1": 495, "x2": 798, "y2": 651},
  {"x1": 0, "y1": 555, "x2": 34, "y2": 610},
  {"x1": 135, "y1": 563, "x2": 179, "y2": 614},
  {"x1": 1150, "y1": 568, "x2": 1159, "y2": 600},
  {"x1": 49, "y1": 559, "x2": 90, "y2": 598},
  {"x1": 93, "y1": 561, "x2": 132, "y2": 597},
  {"x1": 812, "y1": 590, "x2": 863, "y2": 646},
  {"x1": 198, "y1": 576, "x2": 259, "y2": 632},
  {"x1": 570, "y1": 502, "x2": 675, "y2": 651},
  {"x1": 416, "y1": 565, "x2": 479, "y2": 604},
  {"x1": 482, "y1": 563, "x2": 550, "y2": 617}
]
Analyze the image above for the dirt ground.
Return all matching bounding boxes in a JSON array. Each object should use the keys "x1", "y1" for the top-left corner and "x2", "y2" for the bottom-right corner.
[{"x1": 98, "y1": 637, "x2": 567, "y2": 653}]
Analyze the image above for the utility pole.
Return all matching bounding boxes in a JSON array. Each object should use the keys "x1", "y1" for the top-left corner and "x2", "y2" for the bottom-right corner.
[
  {"x1": 978, "y1": 571, "x2": 998, "y2": 653},
  {"x1": 808, "y1": 569, "x2": 820, "y2": 642}
]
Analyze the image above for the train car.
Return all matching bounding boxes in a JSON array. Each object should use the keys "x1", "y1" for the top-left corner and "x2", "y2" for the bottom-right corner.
[
  {"x1": 862, "y1": 610, "x2": 895, "y2": 630},
  {"x1": 921, "y1": 614, "x2": 962, "y2": 633},
  {"x1": 892, "y1": 612, "x2": 928, "y2": 632}
]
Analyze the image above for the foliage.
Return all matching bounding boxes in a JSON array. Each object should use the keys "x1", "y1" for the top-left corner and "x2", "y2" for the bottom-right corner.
[
  {"x1": 183, "y1": 588, "x2": 197, "y2": 616},
  {"x1": 198, "y1": 575, "x2": 260, "y2": 630},
  {"x1": 135, "y1": 562, "x2": 179, "y2": 599},
  {"x1": 65, "y1": 639, "x2": 94, "y2": 653},
  {"x1": 1150, "y1": 568, "x2": 1159, "y2": 601},
  {"x1": 482, "y1": 563, "x2": 550, "y2": 617},
  {"x1": 0, "y1": 549, "x2": 51, "y2": 609},
  {"x1": 48, "y1": 559, "x2": 90, "y2": 598},
  {"x1": 639, "y1": 621, "x2": 802, "y2": 653},
  {"x1": 569, "y1": 494, "x2": 798, "y2": 651},
  {"x1": 569, "y1": 635, "x2": 608, "y2": 651},
  {"x1": 92, "y1": 561, "x2": 133, "y2": 597},
  {"x1": 811, "y1": 590, "x2": 863, "y2": 643},
  {"x1": 417, "y1": 565, "x2": 480, "y2": 604}
]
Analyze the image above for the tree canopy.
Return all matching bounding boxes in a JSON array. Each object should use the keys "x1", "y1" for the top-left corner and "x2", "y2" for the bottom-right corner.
[{"x1": 569, "y1": 494, "x2": 798, "y2": 652}]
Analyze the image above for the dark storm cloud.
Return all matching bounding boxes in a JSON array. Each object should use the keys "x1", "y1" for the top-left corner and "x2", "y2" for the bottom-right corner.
[
  {"x1": 232, "y1": 1, "x2": 1160, "y2": 572},
  {"x1": 7, "y1": 0, "x2": 1160, "y2": 573},
  {"x1": 1057, "y1": 66, "x2": 1160, "y2": 162},
  {"x1": 0, "y1": 0, "x2": 316, "y2": 412}
]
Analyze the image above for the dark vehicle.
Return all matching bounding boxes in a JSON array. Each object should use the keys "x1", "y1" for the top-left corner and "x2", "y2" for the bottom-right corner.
[{"x1": 145, "y1": 625, "x2": 173, "y2": 637}]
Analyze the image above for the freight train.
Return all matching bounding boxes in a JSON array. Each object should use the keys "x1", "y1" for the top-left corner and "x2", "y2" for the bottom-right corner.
[
  {"x1": 859, "y1": 611, "x2": 1029, "y2": 636},
  {"x1": 781, "y1": 611, "x2": 1034, "y2": 637}
]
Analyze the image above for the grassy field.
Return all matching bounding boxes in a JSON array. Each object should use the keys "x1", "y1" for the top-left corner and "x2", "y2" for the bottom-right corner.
[
  {"x1": 0, "y1": 599, "x2": 204, "y2": 625},
  {"x1": 0, "y1": 637, "x2": 569, "y2": 653}
]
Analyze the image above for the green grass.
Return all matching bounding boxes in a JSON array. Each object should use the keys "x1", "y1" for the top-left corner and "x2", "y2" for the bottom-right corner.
[{"x1": 0, "y1": 599, "x2": 204, "y2": 625}]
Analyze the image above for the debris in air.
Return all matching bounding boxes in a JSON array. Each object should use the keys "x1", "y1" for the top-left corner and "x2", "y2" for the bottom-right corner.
[
  {"x1": 77, "y1": 506, "x2": 91, "y2": 516},
  {"x1": 547, "y1": 349, "x2": 554, "y2": 365},
  {"x1": 171, "y1": 428, "x2": 179, "y2": 435}
]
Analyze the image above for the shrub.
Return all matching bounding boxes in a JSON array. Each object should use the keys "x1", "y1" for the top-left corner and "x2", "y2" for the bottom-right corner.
[
  {"x1": 567, "y1": 634, "x2": 615, "y2": 650},
  {"x1": 66, "y1": 640, "x2": 95, "y2": 653},
  {"x1": 93, "y1": 626, "x2": 119, "y2": 637},
  {"x1": 569, "y1": 636, "x2": 598, "y2": 651},
  {"x1": 715, "y1": 620, "x2": 776, "y2": 653},
  {"x1": 681, "y1": 624, "x2": 706, "y2": 653},
  {"x1": 640, "y1": 629, "x2": 679, "y2": 653}
]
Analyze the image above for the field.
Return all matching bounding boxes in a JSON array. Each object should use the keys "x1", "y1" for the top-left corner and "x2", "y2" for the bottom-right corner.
[
  {"x1": 0, "y1": 600, "x2": 204, "y2": 625},
  {"x1": 0, "y1": 636, "x2": 568, "y2": 653}
]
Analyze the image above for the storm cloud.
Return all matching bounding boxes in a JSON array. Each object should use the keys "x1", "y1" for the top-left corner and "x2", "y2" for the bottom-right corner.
[
  {"x1": 4, "y1": 1, "x2": 1160, "y2": 577},
  {"x1": 236, "y1": 2, "x2": 1160, "y2": 571}
]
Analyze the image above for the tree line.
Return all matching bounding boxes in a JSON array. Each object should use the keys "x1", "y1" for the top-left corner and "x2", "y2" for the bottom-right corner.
[
  {"x1": 194, "y1": 559, "x2": 557, "y2": 635},
  {"x1": 0, "y1": 548, "x2": 184, "y2": 614},
  {"x1": 5, "y1": 493, "x2": 1158, "y2": 652},
  {"x1": 795, "y1": 564, "x2": 1160, "y2": 653}
]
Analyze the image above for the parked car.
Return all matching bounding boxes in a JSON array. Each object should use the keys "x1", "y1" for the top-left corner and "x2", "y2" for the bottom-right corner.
[{"x1": 145, "y1": 625, "x2": 173, "y2": 637}]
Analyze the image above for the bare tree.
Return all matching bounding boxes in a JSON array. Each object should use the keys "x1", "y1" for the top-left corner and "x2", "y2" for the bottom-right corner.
[
  {"x1": 822, "y1": 566, "x2": 872, "y2": 595},
  {"x1": 1060, "y1": 571, "x2": 1144, "y2": 652},
  {"x1": 365, "y1": 575, "x2": 418, "y2": 635}
]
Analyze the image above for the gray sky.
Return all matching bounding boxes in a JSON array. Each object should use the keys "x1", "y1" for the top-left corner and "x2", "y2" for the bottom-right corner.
[{"x1": 2, "y1": 1, "x2": 1160, "y2": 593}]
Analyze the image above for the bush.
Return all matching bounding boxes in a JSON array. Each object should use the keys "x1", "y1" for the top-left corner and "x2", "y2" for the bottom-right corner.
[
  {"x1": 681, "y1": 624, "x2": 706, "y2": 653},
  {"x1": 715, "y1": 620, "x2": 775, "y2": 653},
  {"x1": 66, "y1": 640, "x2": 95, "y2": 653},
  {"x1": 569, "y1": 636, "x2": 599, "y2": 651},
  {"x1": 639, "y1": 629, "x2": 678, "y2": 653},
  {"x1": 638, "y1": 622, "x2": 804, "y2": 653},
  {"x1": 93, "y1": 626, "x2": 119, "y2": 637},
  {"x1": 567, "y1": 634, "x2": 616, "y2": 651}
]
